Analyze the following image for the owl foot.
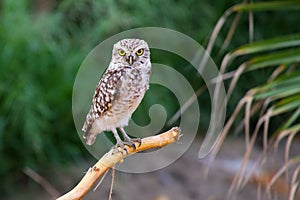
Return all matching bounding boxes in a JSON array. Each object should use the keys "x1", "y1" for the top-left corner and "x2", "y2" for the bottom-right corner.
[
  {"x1": 112, "y1": 142, "x2": 129, "y2": 155},
  {"x1": 124, "y1": 138, "x2": 142, "y2": 150},
  {"x1": 118, "y1": 127, "x2": 142, "y2": 149},
  {"x1": 111, "y1": 138, "x2": 142, "y2": 155}
]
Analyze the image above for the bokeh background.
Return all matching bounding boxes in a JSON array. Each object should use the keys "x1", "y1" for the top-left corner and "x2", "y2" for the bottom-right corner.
[{"x1": 1, "y1": 0, "x2": 300, "y2": 199}]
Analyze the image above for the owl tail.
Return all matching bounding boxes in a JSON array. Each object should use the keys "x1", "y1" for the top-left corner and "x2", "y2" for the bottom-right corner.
[
  {"x1": 83, "y1": 132, "x2": 97, "y2": 146},
  {"x1": 82, "y1": 122, "x2": 97, "y2": 145}
]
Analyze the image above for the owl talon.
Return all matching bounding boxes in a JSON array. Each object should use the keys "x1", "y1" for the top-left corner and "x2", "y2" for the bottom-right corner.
[
  {"x1": 127, "y1": 141, "x2": 137, "y2": 150},
  {"x1": 112, "y1": 138, "x2": 141, "y2": 154},
  {"x1": 124, "y1": 138, "x2": 142, "y2": 149},
  {"x1": 112, "y1": 143, "x2": 128, "y2": 155},
  {"x1": 122, "y1": 146, "x2": 128, "y2": 155}
]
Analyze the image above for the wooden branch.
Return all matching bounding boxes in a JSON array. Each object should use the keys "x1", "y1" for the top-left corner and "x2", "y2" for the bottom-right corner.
[{"x1": 57, "y1": 127, "x2": 181, "y2": 200}]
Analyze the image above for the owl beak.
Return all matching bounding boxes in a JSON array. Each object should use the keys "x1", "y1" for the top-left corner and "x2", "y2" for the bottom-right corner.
[{"x1": 127, "y1": 55, "x2": 134, "y2": 65}]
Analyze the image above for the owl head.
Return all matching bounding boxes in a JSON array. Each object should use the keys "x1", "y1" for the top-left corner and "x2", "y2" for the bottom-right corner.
[{"x1": 112, "y1": 38, "x2": 150, "y2": 67}]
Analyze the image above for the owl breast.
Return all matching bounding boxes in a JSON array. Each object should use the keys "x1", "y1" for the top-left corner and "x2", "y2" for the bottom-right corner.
[{"x1": 94, "y1": 61, "x2": 151, "y2": 130}]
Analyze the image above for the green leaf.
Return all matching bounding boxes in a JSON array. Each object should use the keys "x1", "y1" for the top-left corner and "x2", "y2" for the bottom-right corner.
[
  {"x1": 233, "y1": 1, "x2": 300, "y2": 12},
  {"x1": 233, "y1": 34, "x2": 300, "y2": 56},
  {"x1": 245, "y1": 48, "x2": 300, "y2": 71},
  {"x1": 253, "y1": 72, "x2": 300, "y2": 98},
  {"x1": 272, "y1": 98, "x2": 300, "y2": 116},
  {"x1": 278, "y1": 107, "x2": 300, "y2": 130}
]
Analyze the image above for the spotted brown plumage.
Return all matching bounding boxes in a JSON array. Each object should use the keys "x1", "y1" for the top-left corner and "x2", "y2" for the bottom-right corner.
[
  {"x1": 82, "y1": 69, "x2": 123, "y2": 134},
  {"x1": 82, "y1": 39, "x2": 151, "y2": 147}
]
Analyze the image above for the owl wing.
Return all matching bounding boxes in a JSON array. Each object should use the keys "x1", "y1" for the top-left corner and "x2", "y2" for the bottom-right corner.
[{"x1": 82, "y1": 68, "x2": 124, "y2": 133}]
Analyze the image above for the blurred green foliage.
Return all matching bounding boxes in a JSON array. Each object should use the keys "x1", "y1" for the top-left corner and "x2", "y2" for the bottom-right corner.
[
  {"x1": 0, "y1": 0, "x2": 86, "y2": 192},
  {"x1": 0, "y1": 0, "x2": 299, "y2": 196},
  {"x1": 0, "y1": 0, "x2": 219, "y2": 194}
]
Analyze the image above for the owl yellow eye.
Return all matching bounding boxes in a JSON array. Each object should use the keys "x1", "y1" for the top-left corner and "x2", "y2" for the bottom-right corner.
[
  {"x1": 118, "y1": 49, "x2": 126, "y2": 56},
  {"x1": 136, "y1": 48, "x2": 144, "y2": 56}
]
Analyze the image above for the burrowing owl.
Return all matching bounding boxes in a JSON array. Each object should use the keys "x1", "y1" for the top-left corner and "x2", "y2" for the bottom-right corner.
[{"x1": 82, "y1": 38, "x2": 151, "y2": 148}]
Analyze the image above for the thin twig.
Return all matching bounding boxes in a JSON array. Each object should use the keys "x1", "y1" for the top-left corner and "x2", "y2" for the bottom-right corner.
[
  {"x1": 93, "y1": 168, "x2": 109, "y2": 191},
  {"x1": 167, "y1": 86, "x2": 206, "y2": 126},
  {"x1": 23, "y1": 167, "x2": 60, "y2": 198},
  {"x1": 248, "y1": 0, "x2": 254, "y2": 43},
  {"x1": 109, "y1": 166, "x2": 115, "y2": 200}
]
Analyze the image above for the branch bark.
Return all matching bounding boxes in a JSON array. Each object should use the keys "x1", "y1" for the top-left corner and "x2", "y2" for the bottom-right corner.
[{"x1": 57, "y1": 127, "x2": 181, "y2": 200}]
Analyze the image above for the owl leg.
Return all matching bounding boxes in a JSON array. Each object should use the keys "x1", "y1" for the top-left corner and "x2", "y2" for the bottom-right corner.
[
  {"x1": 111, "y1": 128, "x2": 129, "y2": 154},
  {"x1": 119, "y1": 127, "x2": 141, "y2": 149},
  {"x1": 111, "y1": 128, "x2": 123, "y2": 145}
]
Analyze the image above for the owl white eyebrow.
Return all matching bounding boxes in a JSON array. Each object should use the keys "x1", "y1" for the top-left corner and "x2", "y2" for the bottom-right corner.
[{"x1": 133, "y1": 47, "x2": 144, "y2": 51}]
